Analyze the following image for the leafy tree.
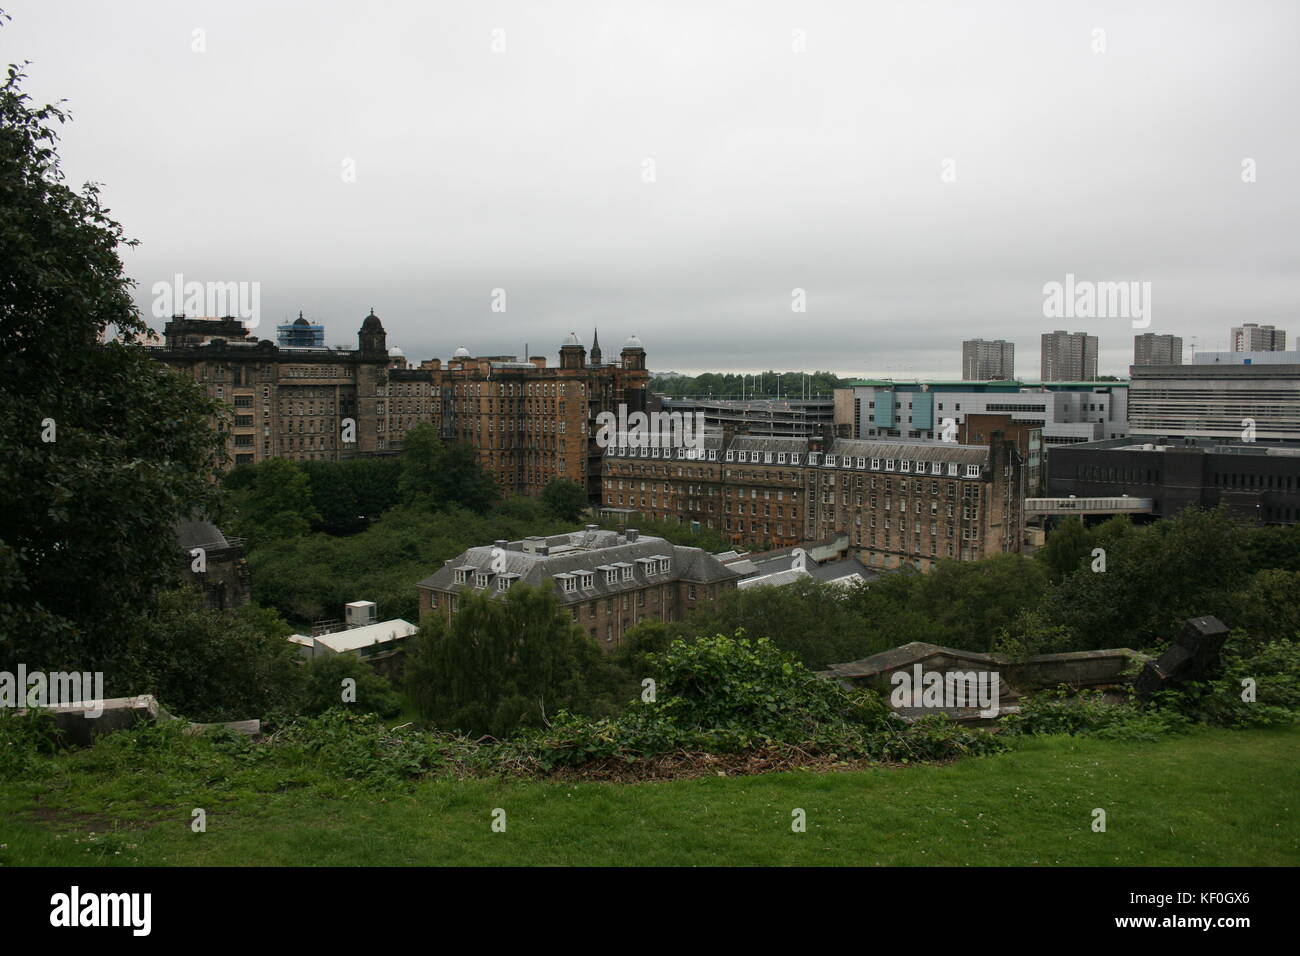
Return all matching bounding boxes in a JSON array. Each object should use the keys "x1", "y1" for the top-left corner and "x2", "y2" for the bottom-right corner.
[
  {"x1": 398, "y1": 423, "x2": 498, "y2": 512},
  {"x1": 1037, "y1": 515, "x2": 1093, "y2": 582},
  {"x1": 0, "y1": 47, "x2": 225, "y2": 672},
  {"x1": 228, "y1": 458, "x2": 320, "y2": 546},
  {"x1": 541, "y1": 478, "x2": 589, "y2": 523},
  {"x1": 299, "y1": 654, "x2": 403, "y2": 718},
  {"x1": 116, "y1": 589, "x2": 302, "y2": 721},
  {"x1": 405, "y1": 584, "x2": 607, "y2": 737}
]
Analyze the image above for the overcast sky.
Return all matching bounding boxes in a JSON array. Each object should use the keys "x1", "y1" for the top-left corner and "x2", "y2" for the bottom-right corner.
[{"x1": 7, "y1": 0, "x2": 1298, "y2": 380}]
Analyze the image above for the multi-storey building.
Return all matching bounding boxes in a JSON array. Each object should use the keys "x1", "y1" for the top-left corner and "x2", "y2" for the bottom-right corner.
[
  {"x1": 836, "y1": 380, "x2": 1129, "y2": 447},
  {"x1": 1127, "y1": 363, "x2": 1300, "y2": 442},
  {"x1": 803, "y1": 437, "x2": 1024, "y2": 571},
  {"x1": 151, "y1": 313, "x2": 394, "y2": 466},
  {"x1": 656, "y1": 395, "x2": 834, "y2": 438},
  {"x1": 600, "y1": 432, "x2": 1025, "y2": 569},
  {"x1": 416, "y1": 526, "x2": 743, "y2": 649},
  {"x1": 601, "y1": 433, "x2": 808, "y2": 550},
  {"x1": 1231, "y1": 323, "x2": 1287, "y2": 352},
  {"x1": 149, "y1": 317, "x2": 649, "y2": 498},
  {"x1": 1133, "y1": 333, "x2": 1183, "y2": 367},
  {"x1": 1041, "y1": 330, "x2": 1099, "y2": 381},
  {"x1": 961, "y1": 339, "x2": 1016, "y2": 380},
  {"x1": 1047, "y1": 437, "x2": 1300, "y2": 524}
]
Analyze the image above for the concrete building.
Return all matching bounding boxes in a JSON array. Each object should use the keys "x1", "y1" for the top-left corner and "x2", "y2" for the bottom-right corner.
[
  {"x1": 1127, "y1": 363, "x2": 1300, "y2": 442},
  {"x1": 1041, "y1": 330, "x2": 1099, "y2": 382},
  {"x1": 1047, "y1": 437, "x2": 1300, "y2": 524},
  {"x1": 655, "y1": 395, "x2": 834, "y2": 438},
  {"x1": 1231, "y1": 323, "x2": 1287, "y2": 352},
  {"x1": 1193, "y1": 350, "x2": 1300, "y2": 366},
  {"x1": 835, "y1": 379, "x2": 1129, "y2": 447},
  {"x1": 416, "y1": 527, "x2": 742, "y2": 649},
  {"x1": 961, "y1": 339, "x2": 1015, "y2": 380},
  {"x1": 1134, "y1": 333, "x2": 1183, "y2": 367},
  {"x1": 288, "y1": 602, "x2": 418, "y2": 661}
]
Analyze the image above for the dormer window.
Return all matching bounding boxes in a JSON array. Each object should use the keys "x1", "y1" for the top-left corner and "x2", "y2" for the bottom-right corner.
[
  {"x1": 621, "y1": 565, "x2": 633, "y2": 582},
  {"x1": 871, "y1": 457, "x2": 881, "y2": 470},
  {"x1": 965, "y1": 464, "x2": 981, "y2": 478},
  {"x1": 725, "y1": 450, "x2": 734, "y2": 461},
  {"x1": 777, "y1": 453, "x2": 786, "y2": 464},
  {"x1": 659, "y1": 559, "x2": 671, "y2": 574},
  {"x1": 856, "y1": 457, "x2": 866, "y2": 469},
  {"x1": 708, "y1": 449, "x2": 717, "y2": 461},
  {"x1": 580, "y1": 572, "x2": 594, "y2": 589},
  {"x1": 791, "y1": 453, "x2": 800, "y2": 464},
  {"x1": 885, "y1": 459, "x2": 895, "y2": 471},
  {"x1": 738, "y1": 451, "x2": 747, "y2": 462},
  {"x1": 474, "y1": 572, "x2": 489, "y2": 589},
  {"x1": 947, "y1": 462, "x2": 959, "y2": 476},
  {"x1": 497, "y1": 577, "x2": 513, "y2": 593},
  {"x1": 825, "y1": 455, "x2": 837, "y2": 467},
  {"x1": 605, "y1": 568, "x2": 618, "y2": 585},
  {"x1": 900, "y1": 460, "x2": 910, "y2": 472},
  {"x1": 454, "y1": 569, "x2": 467, "y2": 585}
]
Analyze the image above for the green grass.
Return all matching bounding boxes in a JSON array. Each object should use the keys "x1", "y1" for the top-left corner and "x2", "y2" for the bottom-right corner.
[{"x1": 1, "y1": 727, "x2": 1296, "y2": 866}]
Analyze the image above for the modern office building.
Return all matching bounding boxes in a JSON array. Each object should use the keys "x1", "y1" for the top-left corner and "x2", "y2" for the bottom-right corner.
[
  {"x1": 600, "y1": 431, "x2": 1025, "y2": 569},
  {"x1": 1134, "y1": 333, "x2": 1183, "y2": 367},
  {"x1": 416, "y1": 526, "x2": 743, "y2": 648},
  {"x1": 148, "y1": 316, "x2": 648, "y2": 498},
  {"x1": 1127, "y1": 363, "x2": 1300, "y2": 442},
  {"x1": 1231, "y1": 323, "x2": 1287, "y2": 352},
  {"x1": 1047, "y1": 437, "x2": 1300, "y2": 524},
  {"x1": 835, "y1": 380, "x2": 1129, "y2": 447},
  {"x1": 276, "y1": 313, "x2": 326, "y2": 348},
  {"x1": 961, "y1": 339, "x2": 1016, "y2": 380},
  {"x1": 1041, "y1": 330, "x2": 1099, "y2": 381}
]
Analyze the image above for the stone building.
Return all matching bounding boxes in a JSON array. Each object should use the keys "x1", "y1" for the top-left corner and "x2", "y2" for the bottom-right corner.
[
  {"x1": 148, "y1": 316, "x2": 648, "y2": 499},
  {"x1": 600, "y1": 431, "x2": 1026, "y2": 569},
  {"x1": 416, "y1": 526, "x2": 742, "y2": 649},
  {"x1": 175, "y1": 517, "x2": 251, "y2": 610}
]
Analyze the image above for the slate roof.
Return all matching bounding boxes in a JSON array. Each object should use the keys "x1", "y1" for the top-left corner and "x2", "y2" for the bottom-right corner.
[
  {"x1": 826, "y1": 438, "x2": 988, "y2": 467},
  {"x1": 417, "y1": 529, "x2": 743, "y2": 604}
]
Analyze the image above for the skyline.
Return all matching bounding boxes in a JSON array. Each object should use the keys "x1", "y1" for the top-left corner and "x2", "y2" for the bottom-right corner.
[{"x1": 7, "y1": 0, "x2": 1298, "y2": 378}]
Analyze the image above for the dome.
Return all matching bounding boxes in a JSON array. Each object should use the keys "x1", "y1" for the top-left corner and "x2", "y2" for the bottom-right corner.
[
  {"x1": 562, "y1": 332, "x2": 582, "y2": 347},
  {"x1": 360, "y1": 308, "x2": 383, "y2": 332},
  {"x1": 388, "y1": 346, "x2": 404, "y2": 356},
  {"x1": 623, "y1": 334, "x2": 643, "y2": 349},
  {"x1": 453, "y1": 346, "x2": 470, "y2": 358},
  {"x1": 293, "y1": 313, "x2": 309, "y2": 326}
]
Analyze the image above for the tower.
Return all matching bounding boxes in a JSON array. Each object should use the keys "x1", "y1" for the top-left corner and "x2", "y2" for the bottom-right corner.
[
  {"x1": 590, "y1": 328, "x2": 602, "y2": 366},
  {"x1": 560, "y1": 331, "x2": 586, "y2": 370},
  {"x1": 358, "y1": 308, "x2": 386, "y2": 354}
]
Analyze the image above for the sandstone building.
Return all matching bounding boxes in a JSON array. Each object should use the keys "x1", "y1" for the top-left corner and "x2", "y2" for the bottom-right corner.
[
  {"x1": 149, "y1": 316, "x2": 648, "y2": 499},
  {"x1": 416, "y1": 526, "x2": 742, "y2": 649}
]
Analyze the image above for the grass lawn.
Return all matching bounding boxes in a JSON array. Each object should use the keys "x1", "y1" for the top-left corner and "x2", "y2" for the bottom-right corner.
[{"x1": 1, "y1": 726, "x2": 1296, "y2": 866}]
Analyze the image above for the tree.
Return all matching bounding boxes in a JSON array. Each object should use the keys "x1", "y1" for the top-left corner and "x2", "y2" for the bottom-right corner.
[
  {"x1": 0, "y1": 44, "x2": 226, "y2": 672},
  {"x1": 1037, "y1": 516, "x2": 1093, "y2": 582},
  {"x1": 398, "y1": 423, "x2": 498, "y2": 513},
  {"x1": 228, "y1": 458, "x2": 320, "y2": 546},
  {"x1": 541, "y1": 479, "x2": 588, "y2": 523},
  {"x1": 299, "y1": 654, "x2": 402, "y2": 718},
  {"x1": 405, "y1": 585, "x2": 606, "y2": 737},
  {"x1": 117, "y1": 590, "x2": 302, "y2": 721}
]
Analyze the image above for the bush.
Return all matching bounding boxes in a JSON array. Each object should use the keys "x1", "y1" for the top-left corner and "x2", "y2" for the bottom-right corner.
[{"x1": 299, "y1": 655, "x2": 403, "y2": 718}]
